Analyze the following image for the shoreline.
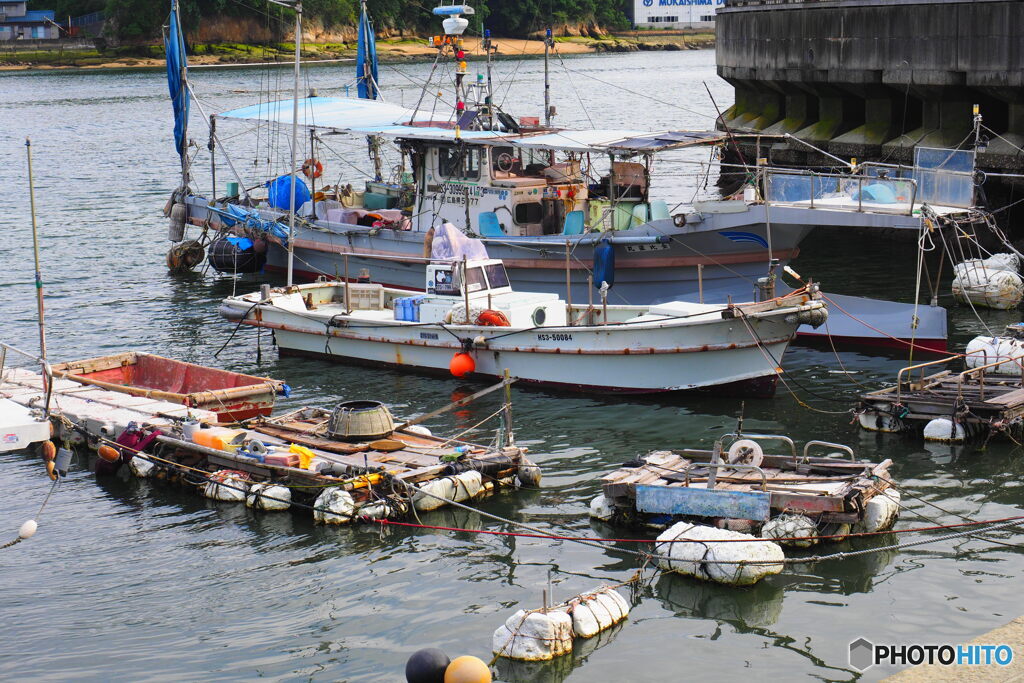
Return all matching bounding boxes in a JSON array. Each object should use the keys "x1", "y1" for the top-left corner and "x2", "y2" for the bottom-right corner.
[{"x1": 0, "y1": 33, "x2": 713, "y2": 72}]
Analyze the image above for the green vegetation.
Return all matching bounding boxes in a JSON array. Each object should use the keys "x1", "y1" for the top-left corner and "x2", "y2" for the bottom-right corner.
[{"x1": 47, "y1": 0, "x2": 631, "y2": 43}]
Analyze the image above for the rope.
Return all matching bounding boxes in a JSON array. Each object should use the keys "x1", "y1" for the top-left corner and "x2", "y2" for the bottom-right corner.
[{"x1": 2, "y1": 477, "x2": 60, "y2": 550}]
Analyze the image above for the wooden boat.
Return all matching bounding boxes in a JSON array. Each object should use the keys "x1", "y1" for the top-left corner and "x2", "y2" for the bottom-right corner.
[
  {"x1": 592, "y1": 433, "x2": 897, "y2": 536},
  {"x1": 220, "y1": 257, "x2": 827, "y2": 397},
  {"x1": 50, "y1": 352, "x2": 286, "y2": 422}
]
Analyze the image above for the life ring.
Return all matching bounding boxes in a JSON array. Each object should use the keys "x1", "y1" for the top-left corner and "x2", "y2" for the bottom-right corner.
[
  {"x1": 475, "y1": 309, "x2": 511, "y2": 327},
  {"x1": 302, "y1": 158, "x2": 324, "y2": 179},
  {"x1": 672, "y1": 213, "x2": 687, "y2": 228}
]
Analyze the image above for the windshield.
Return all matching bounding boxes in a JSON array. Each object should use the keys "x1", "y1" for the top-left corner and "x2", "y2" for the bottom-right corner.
[{"x1": 484, "y1": 263, "x2": 510, "y2": 289}]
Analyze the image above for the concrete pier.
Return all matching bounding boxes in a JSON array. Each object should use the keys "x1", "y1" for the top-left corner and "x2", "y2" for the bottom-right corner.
[
  {"x1": 883, "y1": 615, "x2": 1024, "y2": 681},
  {"x1": 716, "y1": 0, "x2": 1024, "y2": 176}
]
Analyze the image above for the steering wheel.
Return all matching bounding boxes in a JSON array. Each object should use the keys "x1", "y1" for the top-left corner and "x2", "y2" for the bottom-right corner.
[{"x1": 496, "y1": 152, "x2": 515, "y2": 173}]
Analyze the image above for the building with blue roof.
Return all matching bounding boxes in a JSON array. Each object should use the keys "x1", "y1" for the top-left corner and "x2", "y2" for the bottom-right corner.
[{"x1": 0, "y1": 2, "x2": 60, "y2": 40}]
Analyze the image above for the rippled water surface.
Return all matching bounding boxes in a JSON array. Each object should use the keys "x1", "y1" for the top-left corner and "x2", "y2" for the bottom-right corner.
[{"x1": 3, "y1": 50, "x2": 1024, "y2": 682}]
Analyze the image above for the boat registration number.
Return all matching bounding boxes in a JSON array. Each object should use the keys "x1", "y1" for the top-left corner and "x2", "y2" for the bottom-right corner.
[
  {"x1": 536, "y1": 333, "x2": 572, "y2": 342},
  {"x1": 624, "y1": 243, "x2": 669, "y2": 253}
]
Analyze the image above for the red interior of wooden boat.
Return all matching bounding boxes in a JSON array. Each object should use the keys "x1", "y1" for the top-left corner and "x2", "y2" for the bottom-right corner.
[{"x1": 75, "y1": 355, "x2": 264, "y2": 395}]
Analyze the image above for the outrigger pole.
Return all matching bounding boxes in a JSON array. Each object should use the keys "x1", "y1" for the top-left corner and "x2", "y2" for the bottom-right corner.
[
  {"x1": 25, "y1": 137, "x2": 51, "y2": 414},
  {"x1": 268, "y1": 0, "x2": 303, "y2": 286}
]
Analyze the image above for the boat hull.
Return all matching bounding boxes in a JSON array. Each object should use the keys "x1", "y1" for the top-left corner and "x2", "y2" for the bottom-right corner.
[{"x1": 229, "y1": 291, "x2": 813, "y2": 396}]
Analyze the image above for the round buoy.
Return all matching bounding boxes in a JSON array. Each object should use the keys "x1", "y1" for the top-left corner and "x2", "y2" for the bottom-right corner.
[
  {"x1": 18, "y1": 520, "x2": 37, "y2": 540},
  {"x1": 97, "y1": 445, "x2": 120, "y2": 463},
  {"x1": 449, "y1": 352, "x2": 475, "y2": 378},
  {"x1": 405, "y1": 648, "x2": 450, "y2": 683},
  {"x1": 443, "y1": 656, "x2": 491, "y2": 683},
  {"x1": 39, "y1": 440, "x2": 56, "y2": 462}
]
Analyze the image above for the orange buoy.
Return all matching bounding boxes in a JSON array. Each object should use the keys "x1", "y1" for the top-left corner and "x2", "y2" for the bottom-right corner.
[
  {"x1": 474, "y1": 309, "x2": 511, "y2": 327},
  {"x1": 302, "y1": 158, "x2": 324, "y2": 179},
  {"x1": 443, "y1": 656, "x2": 491, "y2": 683},
  {"x1": 45, "y1": 460, "x2": 57, "y2": 481},
  {"x1": 98, "y1": 445, "x2": 120, "y2": 463},
  {"x1": 449, "y1": 352, "x2": 475, "y2": 378},
  {"x1": 39, "y1": 440, "x2": 57, "y2": 462}
]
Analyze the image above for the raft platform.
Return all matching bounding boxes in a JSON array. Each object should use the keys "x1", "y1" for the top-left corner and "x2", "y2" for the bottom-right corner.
[
  {"x1": 0, "y1": 365, "x2": 538, "y2": 522},
  {"x1": 593, "y1": 434, "x2": 895, "y2": 530},
  {"x1": 857, "y1": 359, "x2": 1024, "y2": 440}
]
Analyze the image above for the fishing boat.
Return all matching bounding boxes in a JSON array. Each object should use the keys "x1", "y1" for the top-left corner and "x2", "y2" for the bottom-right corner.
[
  {"x1": 161, "y1": 1, "x2": 973, "y2": 353},
  {"x1": 219, "y1": 247, "x2": 827, "y2": 396},
  {"x1": 50, "y1": 351, "x2": 287, "y2": 422},
  {"x1": 165, "y1": 2, "x2": 811, "y2": 307}
]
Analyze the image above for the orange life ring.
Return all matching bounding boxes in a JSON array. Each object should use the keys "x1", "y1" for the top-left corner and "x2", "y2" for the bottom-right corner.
[
  {"x1": 302, "y1": 158, "x2": 323, "y2": 179},
  {"x1": 475, "y1": 309, "x2": 511, "y2": 327}
]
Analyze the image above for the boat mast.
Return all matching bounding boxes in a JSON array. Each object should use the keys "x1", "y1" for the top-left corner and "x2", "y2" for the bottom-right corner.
[
  {"x1": 484, "y1": 27, "x2": 493, "y2": 129},
  {"x1": 267, "y1": 0, "x2": 303, "y2": 286},
  {"x1": 543, "y1": 26, "x2": 552, "y2": 127}
]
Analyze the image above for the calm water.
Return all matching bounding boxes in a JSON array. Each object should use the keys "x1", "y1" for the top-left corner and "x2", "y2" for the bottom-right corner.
[{"x1": 2, "y1": 50, "x2": 1024, "y2": 682}]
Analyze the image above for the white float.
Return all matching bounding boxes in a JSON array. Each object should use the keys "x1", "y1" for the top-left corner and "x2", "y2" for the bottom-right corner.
[
  {"x1": 588, "y1": 494, "x2": 616, "y2": 522},
  {"x1": 412, "y1": 470, "x2": 483, "y2": 511},
  {"x1": 565, "y1": 587, "x2": 630, "y2": 639},
  {"x1": 313, "y1": 487, "x2": 355, "y2": 524},
  {"x1": 245, "y1": 483, "x2": 292, "y2": 511},
  {"x1": 654, "y1": 521, "x2": 785, "y2": 586},
  {"x1": 854, "y1": 489, "x2": 901, "y2": 534},
  {"x1": 128, "y1": 454, "x2": 155, "y2": 478},
  {"x1": 761, "y1": 513, "x2": 818, "y2": 548},
  {"x1": 965, "y1": 335, "x2": 1024, "y2": 375},
  {"x1": 952, "y1": 254, "x2": 1024, "y2": 310},
  {"x1": 923, "y1": 417, "x2": 968, "y2": 443},
  {"x1": 202, "y1": 470, "x2": 250, "y2": 502},
  {"x1": 492, "y1": 609, "x2": 574, "y2": 661}
]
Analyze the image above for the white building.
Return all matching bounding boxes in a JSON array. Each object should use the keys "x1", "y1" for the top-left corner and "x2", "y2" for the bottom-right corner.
[{"x1": 632, "y1": 0, "x2": 725, "y2": 29}]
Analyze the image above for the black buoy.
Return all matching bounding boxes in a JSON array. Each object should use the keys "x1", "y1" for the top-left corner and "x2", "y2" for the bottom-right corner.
[
  {"x1": 405, "y1": 648, "x2": 450, "y2": 683},
  {"x1": 207, "y1": 236, "x2": 267, "y2": 274}
]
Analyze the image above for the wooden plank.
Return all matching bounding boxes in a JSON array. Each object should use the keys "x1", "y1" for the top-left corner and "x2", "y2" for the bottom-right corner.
[
  {"x1": 985, "y1": 388, "x2": 1024, "y2": 407},
  {"x1": 636, "y1": 484, "x2": 771, "y2": 521},
  {"x1": 769, "y1": 491, "x2": 845, "y2": 513}
]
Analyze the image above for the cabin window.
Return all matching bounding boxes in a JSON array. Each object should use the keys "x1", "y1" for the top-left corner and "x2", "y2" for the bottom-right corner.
[
  {"x1": 432, "y1": 267, "x2": 459, "y2": 295},
  {"x1": 514, "y1": 202, "x2": 543, "y2": 224},
  {"x1": 464, "y1": 266, "x2": 486, "y2": 293},
  {"x1": 484, "y1": 263, "x2": 510, "y2": 289},
  {"x1": 438, "y1": 146, "x2": 480, "y2": 181}
]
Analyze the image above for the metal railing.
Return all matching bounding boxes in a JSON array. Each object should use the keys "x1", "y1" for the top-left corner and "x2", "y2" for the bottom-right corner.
[{"x1": 764, "y1": 168, "x2": 918, "y2": 215}]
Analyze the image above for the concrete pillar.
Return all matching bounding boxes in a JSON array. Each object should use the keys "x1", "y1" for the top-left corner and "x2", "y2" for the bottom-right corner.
[
  {"x1": 830, "y1": 85, "x2": 904, "y2": 160},
  {"x1": 882, "y1": 87, "x2": 973, "y2": 163}
]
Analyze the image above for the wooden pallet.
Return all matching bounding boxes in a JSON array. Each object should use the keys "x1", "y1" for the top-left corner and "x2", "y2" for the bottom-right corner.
[{"x1": 601, "y1": 448, "x2": 892, "y2": 524}]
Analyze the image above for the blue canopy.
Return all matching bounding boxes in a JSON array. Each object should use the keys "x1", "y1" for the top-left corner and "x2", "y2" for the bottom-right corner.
[
  {"x1": 356, "y1": 2, "x2": 378, "y2": 100},
  {"x1": 164, "y1": 0, "x2": 189, "y2": 165}
]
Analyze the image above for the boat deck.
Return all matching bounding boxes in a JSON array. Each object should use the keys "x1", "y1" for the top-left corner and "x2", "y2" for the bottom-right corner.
[
  {"x1": 858, "y1": 369, "x2": 1024, "y2": 435},
  {"x1": 600, "y1": 446, "x2": 893, "y2": 524}
]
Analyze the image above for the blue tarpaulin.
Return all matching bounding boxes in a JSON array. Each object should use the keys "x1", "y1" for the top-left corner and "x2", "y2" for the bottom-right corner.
[
  {"x1": 225, "y1": 236, "x2": 254, "y2": 251},
  {"x1": 356, "y1": 3, "x2": 379, "y2": 100},
  {"x1": 266, "y1": 174, "x2": 311, "y2": 211},
  {"x1": 213, "y1": 204, "x2": 290, "y2": 246},
  {"x1": 164, "y1": 0, "x2": 189, "y2": 165}
]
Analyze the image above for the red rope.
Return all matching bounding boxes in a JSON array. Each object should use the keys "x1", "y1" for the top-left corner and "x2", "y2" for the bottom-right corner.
[{"x1": 372, "y1": 514, "x2": 1024, "y2": 544}]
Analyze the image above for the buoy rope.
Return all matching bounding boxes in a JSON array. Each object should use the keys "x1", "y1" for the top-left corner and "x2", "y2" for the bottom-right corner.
[
  {"x1": 2, "y1": 476, "x2": 60, "y2": 550},
  {"x1": 371, "y1": 512, "x2": 1024, "y2": 545},
  {"x1": 52, "y1": 419, "x2": 1024, "y2": 566}
]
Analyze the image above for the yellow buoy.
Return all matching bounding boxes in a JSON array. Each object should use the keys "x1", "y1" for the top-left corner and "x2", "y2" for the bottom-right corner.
[{"x1": 443, "y1": 656, "x2": 491, "y2": 683}]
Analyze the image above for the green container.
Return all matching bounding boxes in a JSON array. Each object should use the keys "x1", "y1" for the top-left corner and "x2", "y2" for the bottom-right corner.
[
  {"x1": 226, "y1": 181, "x2": 240, "y2": 198},
  {"x1": 363, "y1": 192, "x2": 396, "y2": 210}
]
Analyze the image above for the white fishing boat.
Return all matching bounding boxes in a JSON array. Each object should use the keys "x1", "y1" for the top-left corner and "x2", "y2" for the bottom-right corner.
[{"x1": 220, "y1": 240, "x2": 827, "y2": 396}]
